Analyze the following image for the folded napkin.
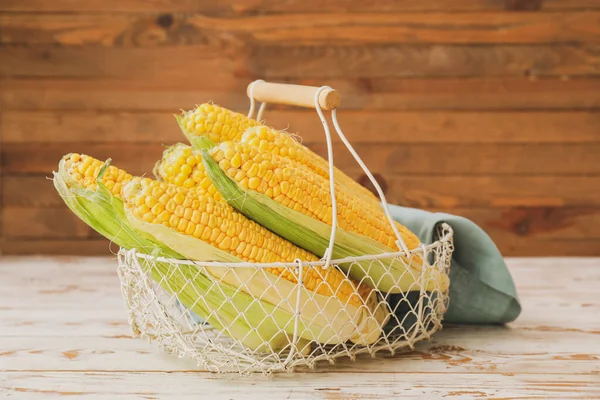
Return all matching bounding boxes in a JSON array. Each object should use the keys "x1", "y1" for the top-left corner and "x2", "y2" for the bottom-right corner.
[
  {"x1": 183, "y1": 206, "x2": 521, "y2": 328},
  {"x1": 388, "y1": 205, "x2": 521, "y2": 324}
]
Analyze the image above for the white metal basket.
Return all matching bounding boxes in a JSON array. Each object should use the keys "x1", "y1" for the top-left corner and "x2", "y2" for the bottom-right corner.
[{"x1": 115, "y1": 81, "x2": 454, "y2": 375}]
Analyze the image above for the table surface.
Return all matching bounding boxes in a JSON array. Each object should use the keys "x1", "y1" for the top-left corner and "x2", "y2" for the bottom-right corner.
[{"x1": 0, "y1": 256, "x2": 598, "y2": 399}]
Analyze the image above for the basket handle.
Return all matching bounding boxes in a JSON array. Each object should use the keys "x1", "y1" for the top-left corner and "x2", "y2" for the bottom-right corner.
[
  {"x1": 246, "y1": 79, "x2": 413, "y2": 264},
  {"x1": 246, "y1": 80, "x2": 341, "y2": 111}
]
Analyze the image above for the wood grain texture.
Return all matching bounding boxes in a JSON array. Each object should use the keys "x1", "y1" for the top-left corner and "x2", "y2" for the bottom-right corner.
[
  {"x1": 0, "y1": 0, "x2": 506, "y2": 13},
  {"x1": 4, "y1": 176, "x2": 58, "y2": 207},
  {"x1": 3, "y1": 110, "x2": 600, "y2": 144},
  {"x1": 3, "y1": 77, "x2": 599, "y2": 111},
  {"x1": 3, "y1": 12, "x2": 600, "y2": 46},
  {"x1": 248, "y1": 44, "x2": 600, "y2": 78},
  {"x1": 2, "y1": 372, "x2": 597, "y2": 399},
  {"x1": 2, "y1": 44, "x2": 599, "y2": 80},
  {"x1": 544, "y1": 0, "x2": 600, "y2": 9},
  {"x1": 311, "y1": 143, "x2": 600, "y2": 174},
  {"x1": 1, "y1": 329, "x2": 598, "y2": 373},
  {"x1": 1, "y1": 0, "x2": 599, "y2": 13},
  {"x1": 0, "y1": 111, "x2": 3, "y2": 248},
  {"x1": 7, "y1": 175, "x2": 600, "y2": 240},
  {"x1": 3, "y1": 142, "x2": 600, "y2": 176},
  {"x1": 506, "y1": 0, "x2": 543, "y2": 11},
  {"x1": 1, "y1": 5, "x2": 599, "y2": 256},
  {"x1": 361, "y1": 175, "x2": 600, "y2": 208},
  {"x1": 2, "y1": 208, "x2": 101, "y2": 239},
  {"x1": 0, "y1": 239, "x2": 116, "y2": 256},
  {"x1": 0, "y1": 256, "x2": 599, "y2": 398}
]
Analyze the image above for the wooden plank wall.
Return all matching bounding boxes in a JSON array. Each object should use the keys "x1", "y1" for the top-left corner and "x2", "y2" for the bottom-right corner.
[{"x1": 1, "y1": 0, "x2": 599, "y2": 256}]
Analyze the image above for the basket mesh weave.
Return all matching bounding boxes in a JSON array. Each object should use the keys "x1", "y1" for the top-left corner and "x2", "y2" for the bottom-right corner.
[
  {"x1": 115, "y1": 82, "x2": 454, "y2": 374},
  {"x1": 116, "y1": 223, "x2": 453, "y2": 375}
]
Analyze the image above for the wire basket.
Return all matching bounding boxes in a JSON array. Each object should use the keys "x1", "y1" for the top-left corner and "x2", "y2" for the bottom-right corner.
[{"x1": 115, "y1": 81, "x2": 454, "y2": 375}]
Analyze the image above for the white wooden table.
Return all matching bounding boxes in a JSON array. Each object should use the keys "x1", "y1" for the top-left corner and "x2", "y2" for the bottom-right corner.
[{"x1": 0, "y1": 256, "x2": 598, "y2": 399}]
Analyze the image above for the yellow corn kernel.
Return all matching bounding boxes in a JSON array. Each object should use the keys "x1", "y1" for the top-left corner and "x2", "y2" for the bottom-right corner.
[
  {"x1": 63, "y1": 154, "x2": 133, "y2": 198},
  {"x1": 121, "y1": 177, "x2": 374, "y2": 307},
  {"x1": 241, "y1": 126, "x2": 381, "y2": 209},
  {"x1": 179, "y1": 103, "x2": 259, "y2": 143},
  {"x1": 209, "y1": 141, "x2": 420, "y2": 253},
  {"x1": 156, "y1": 144, "x2": 223, "y2": 202}
]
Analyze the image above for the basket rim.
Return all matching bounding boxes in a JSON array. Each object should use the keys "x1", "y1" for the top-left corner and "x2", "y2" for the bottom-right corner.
[{"x1": 118, "y1": 223, "x2": 453, "y2": 269}]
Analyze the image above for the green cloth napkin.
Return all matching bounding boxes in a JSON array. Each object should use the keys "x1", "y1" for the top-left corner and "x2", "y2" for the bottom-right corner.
[{"x1": 388, "y1": 205, "x2": 521, "y2": 324}]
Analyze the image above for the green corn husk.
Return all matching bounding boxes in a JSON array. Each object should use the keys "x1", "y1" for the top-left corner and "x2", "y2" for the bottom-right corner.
[
  {"x1": 120, "y1": 178, "x2": 387, "y2": 346},
  {"x1": 54, "y1": 155, "x2": 384, "y2": 350},
  {"x1": 201, "y1": 149, "x2": 449, "y2": 294},
  {"x1": 53, "y1": 156, "x2": 302, "y2": 352}
]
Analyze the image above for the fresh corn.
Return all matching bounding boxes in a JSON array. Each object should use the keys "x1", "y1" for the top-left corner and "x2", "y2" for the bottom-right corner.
[
  {"x1": 156, "y1": 143, "x2": 407, "y2": 250},
  {"x1": 241, "y1": 126, "x2": 381, "y2": 209},
  {"x1": 177, "y1": 103, "x2": 380, "y2": 207},
  {"x1": 55, "y1": 154, "x2": 386, "y2": 349},
  {"x1": 209, "y1": 141, "x2": 416, "y2": 251},
  {"x1": 123, "y1": 176, "x2": 369, "y2": 310},
  {"x1": 200, "y1": 144, "x2": 449, "y2": 294},
  {"x1": 178, "y1": 103, "x2": 259, "y2": 149},
  {"x1": 154, "y1": 144, "x2": 223, "y2": 200},
  {"x1": 155, "y1": 145, "x2": 389, "y2": 343},
  {"x1": 122, "y1": 177, "x2": 388, "y2": 345},
  {"x1": 154, "y1": 145, "x2": 374, "y2": 306},
  {"x1": 64, "y1": 153, "x2": 133, "y2": 196},
  {"x1": 156, "y1": 143, "x2": 446, "y2": 294},
  {"x1": 54, "y1": 154, "x2": 294, "y2": 351}
]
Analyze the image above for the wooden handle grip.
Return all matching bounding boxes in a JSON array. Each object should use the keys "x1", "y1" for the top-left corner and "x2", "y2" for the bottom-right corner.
[{"x1": 246, "y1": 80, "x2": 340, "y2": 110}]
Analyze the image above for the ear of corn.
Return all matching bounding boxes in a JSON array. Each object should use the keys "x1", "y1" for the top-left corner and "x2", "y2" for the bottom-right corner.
[
  {"x1": 241, "y1": 126, "x2": 381, "y2": 209},
  {"x1": 154, "y1": 143, "x2": 390, "y2": 342},
  {"x1": 156, "y1": 142, "x2": 408, "y2": 251},
  {"x1": 121, "y1": 176, "x2": 388, "y2": 345},
  {"x1": 53, "y1": 154, "x2": 156, "y2": 255},
  {"x1": 154, "y1": 143, "x2": 222, "y2": 200},
  {"x1": 154, "y1": 143, "x2": 387, "y2": 310},
  {"x1": 61, "y1": 154, "x2": 389, "y2": 348},
  {"x1": 178, "y1": 104, "x2": 381, "y2": 208},
  {"x1": 178, "y1": 103, "x2": 257, "y2": 149},
  {"x1": 155, "y1": 142, "x2": 443, "y2": 293},
  {"x1": 200, "y1": 144, "x2": 449, "y2": 294},
  {"x1": 54, "y1": 154, "x2": 308, "y2": 351}
]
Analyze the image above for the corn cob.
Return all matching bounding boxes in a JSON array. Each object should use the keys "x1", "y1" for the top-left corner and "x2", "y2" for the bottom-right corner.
[
  {"x1": 157, "y1": 143, "x2": 446, "y2": 294},
  {"x1": 154, "y1": 144, "x2": 222, "y2": 200},
  {"x1": 201, "y1": 144, "x2": 448, "y2": 294},
  {"x1": 55, "y1": 153, "x2": 388, "y2": 348},
  {"x1": 156, "y1": 143, "x2": 411, "y2": 251},
  {"x1": 122, "y1": 177, "x2": 387, "y2": 345},
  {"x1": 122, "y1": 176, "x2": 371, "y2": 309},
  {"x1": 153, "y1": 145, "x2": 388, "y2": 340},
  {"x1": 158, "y1": 143, "x2": 417, "y2": 255},
  {"x1": 56, "y1": 154, "x2": 296, "y2": 351},
  {"x1": 66, "y1": 153, "x2": 374, "y2": 311},
  {"x1": 63, "y1": 153, "x2": 132, "y2": 196},
  {"x1": 154, "y1": 145, "x2": 375, "y2": 305},
  {"x1": 178, "y1": 103, "x2": 380, "y2": 208},
  {"x1": 210, "y1": 141, "x2": 417, "y2": 251},
  {"x1": 241, "y1": 126, "x2": 381, "y2": 209},
  {"x1": 178, "y1": 103, "x2": 259, "y2": 149}
]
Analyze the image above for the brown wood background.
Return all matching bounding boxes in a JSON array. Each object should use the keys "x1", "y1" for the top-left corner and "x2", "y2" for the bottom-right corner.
[{"x1": 1, "y1": 0, "x2": 599, "y2": 256}]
